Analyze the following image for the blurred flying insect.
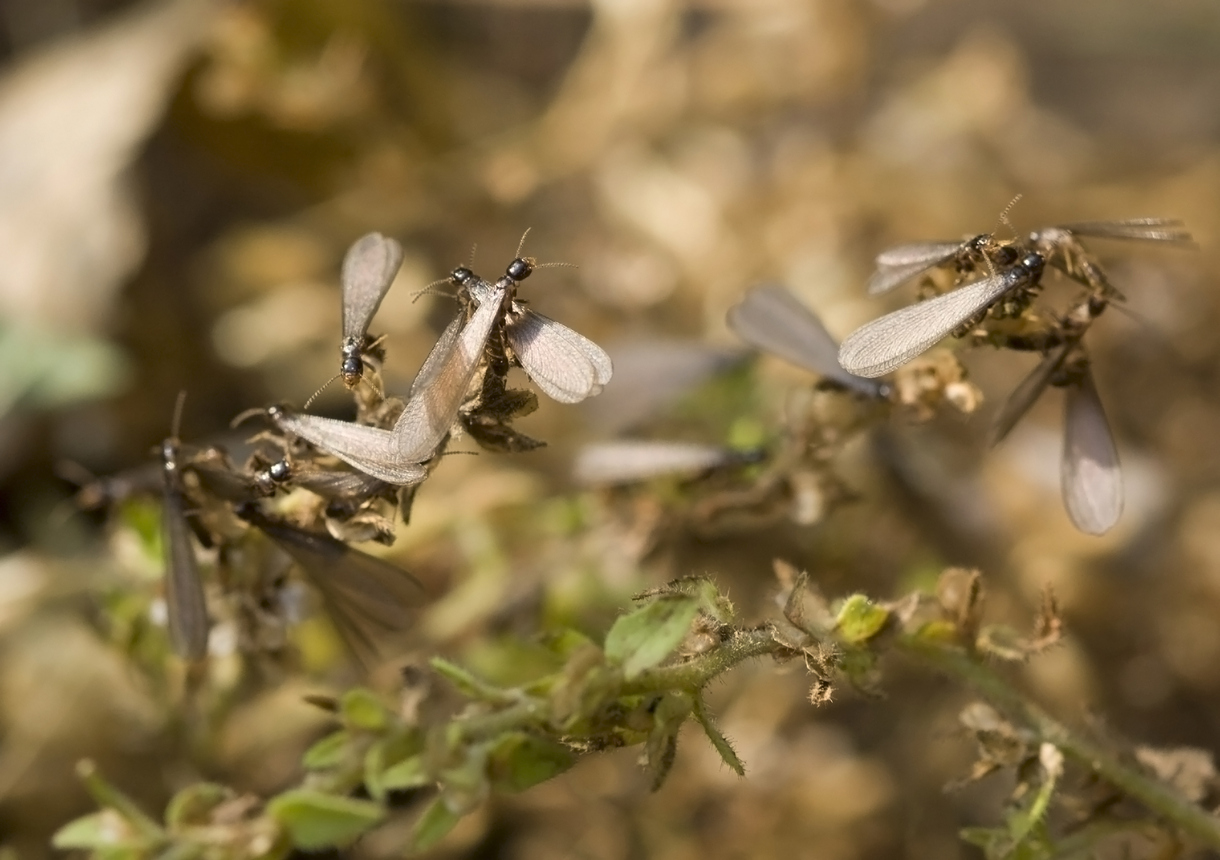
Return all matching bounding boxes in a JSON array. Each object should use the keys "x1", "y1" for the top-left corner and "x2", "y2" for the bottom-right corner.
[
  {"x1": 339, "y1": 232, "x2": 404, "y2": 389},
  {"x1": 866, "y1": 234, "x2": 1021, "y2": 296},
  {"x1": 271, "y1": 273, "x2": 509, "y2": 485},
  {"x1": 448, "y1": 250, "x2": 613, "y2": 404},
  {"x1": 991, "y1": 346, "x2": 1122, "y2": 535},
  {"x1": 160, "y1": 394, "x2": 210, "y2": 661},
  {"x1": 573, "y1": 440, "x2": 765, "y2": 487},
  {"x1": 726, "y1": 283, "x2": 890, "y2": 399},
  {"x1": 839, "y1": 251, "x2": 1047, "y2": 378},
  {"x1": 237, "y1": 504, "x2": 427, "y2": 665}
]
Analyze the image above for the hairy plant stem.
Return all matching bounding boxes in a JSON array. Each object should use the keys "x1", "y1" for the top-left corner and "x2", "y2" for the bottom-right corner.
[
  {"x1": 627, "y1": 627, "x2": 785, "y2": 695},
  {"x1": 899, "y1": 636, "x2": 1220, "y2": 851}
]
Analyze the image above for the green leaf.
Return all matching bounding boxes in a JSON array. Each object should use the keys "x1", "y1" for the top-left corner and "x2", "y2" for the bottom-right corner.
[
  {"x1": 604, "y1": 596, "x2": 700, "y2": 680},
  {"x1": 835, "y1": 595, "x2": 889, "y2": 644},
  {"x1": 363, "y1": 740, "x2": 387, "y2": 802},
  {"x1": 341, "y1": 688, "x2": 388, "y2": 732},
  {"x1": 53, "y1": 811, "x2": 130, "y2": 850},
  {"x1": 410, "y1": 798, "x2": 463, "y2": 852},
  {"x1": 643, "y1": 693, "x2": 691, "y2": 791},
  {"x1": 691, "y1": 696, "x2": 744, "y2": 776},
  {"x1": 380, "y1": 755, "x2": 431, "y2": 792},
  {"x1": 165, "y1": 782, "x2": 234, "y2": 829},
  {"x1": 488, "y1": 732, "x2": 575, "y2": 793},
  {"x1": 302, "y1": 730, "x2": 351, "y2": 771},
  {"x1": 266, "y1": 790, "x2": 384, "y2": 850},
  {"x1": 430, "y1": 657, "x2": 508, "y2": 702}
]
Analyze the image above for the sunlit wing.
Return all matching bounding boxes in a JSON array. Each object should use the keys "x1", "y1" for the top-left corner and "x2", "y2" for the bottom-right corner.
[
  {"x1": 1061, "y1": 366, "x2": 1123, "y2": 535},
  {"x1": 727, "y1": 284, "x2": 886, "y2": 398}
]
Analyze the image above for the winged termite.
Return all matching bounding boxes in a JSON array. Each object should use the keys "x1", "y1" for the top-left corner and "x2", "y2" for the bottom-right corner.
[
  {"x1": 726, "y1": 284, "x2": 890, "y2": 399},
  {"x1": 160, "y1": 397, "x2": 210, "y2": 661},
  {"x1": 187, "y1": 446, "x2": 281, "y2": 504},
  {"x1": 573, "y1": 440, "x2": 765, "y2": 486},
  {"x1": 839, "y1": 251, "x2": 1046, "y2": 378},
  {"x1": 449, "y1": 255, "x2": 613, "y2": 404},
  {"x1": 866, "y1": 234, "x2": 1020, "y2": 296},
  {"x1": 237, "y1": 504, "x2": 427, "y2": 664},
  {"x1": 253, "y1": 457, "x2": 390, "y2": 507},
  {"x1": 1061, "y1": 361, "x2": 1122, "y2": 535},
  {"x1": 339, "y1": 232, "x2": 405, "y2": 388},
  {"x1": 269, "y1": 274, "x2": 509, "y2": 484}
]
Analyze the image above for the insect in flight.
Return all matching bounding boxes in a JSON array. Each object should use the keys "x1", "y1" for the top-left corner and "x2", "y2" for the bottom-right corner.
[{"x1": 727, "y1": 283, "x2": 890, "y2": 399}]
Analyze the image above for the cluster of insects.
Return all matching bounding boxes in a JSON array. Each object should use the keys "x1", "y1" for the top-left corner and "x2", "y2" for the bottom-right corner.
[
  {"x1": 88, "y1": 233, "x2": 612, "y2": 664},
  {"x1": 574, "y1": 216, "x2": 1191, "y2": 541},
  {"x1": 83, "y1": 213, "x2": 1192, "y2": 666}
]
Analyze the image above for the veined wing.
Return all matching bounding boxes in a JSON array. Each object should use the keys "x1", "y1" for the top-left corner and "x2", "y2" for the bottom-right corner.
[
  {"x1": 1061, "y1": 366, "x2": 1122, "y2": 535},
  {"x1": 868, "y1": 242, "x2": 962, "y2": 295},
  {"x1": 989, "y1": 344, "x2": 1071, "y2": 447},
  {"x1": 243, "y1": 507, "x2": 426, "y2": 666},
  {"x1": 392, "y1": 280, "x2": 506, "y2": 461},
  {"x1": 839, "y1": 258, "x2": 1042, "y2": 378},
  {"x1": 161, "y1": 439, "x2": 209, "y2": 660},
  {"x1": 726, "y1": 284, "x2": 886, "y2": 398},
  {"x1": 1057, "y1": 219, "x2": 1192, "y2": 244},
  {"x1": 507, "y1": 309, "x2": 612, "y2": 403},
  {"x1": 341, "y1": 232, "x2": 404, "y2": 340},
  {"x1": 408, "y1": 313, "x2": 463, "y2": 398},
  {"x1": 271, "y1": 410, "x2": 427, "y2": 485}
]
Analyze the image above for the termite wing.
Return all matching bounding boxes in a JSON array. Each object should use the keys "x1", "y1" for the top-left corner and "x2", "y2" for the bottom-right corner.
[
  {"x1": 270, "y1": 275, "x2": 508, "y2": 485},
  {"x1": 161, "y1": 431, "x2": 211, "y2": 661},
  {"x1": 451, "y1": 256, "x2": 613, "y2": 404},
  {"x1": 1030, "y1": 218, "x2": 1193, "y2": 296},
  {"x1": 866, "y1": 234, "x2": 1019, "y2": 296},
  {"x1": 726, "y1": 283, "x2": 889, "y2": 399},
  {"x1": 237, "y1": 504, "x2": 427, "y2": 664},
  {"x1": 573, "y1": 440, "x2": 765, "y2": 486},
  {"x1": 1061, "y1": 361, "x2": 1122, "y2": 535},
  {"x1": 838, "y1": 251, "x2": 1046, "y2": 378},
  {"x1": 989, "y1": 347, "x2": 1123, "y2": 535},
  {"x1": 339, "y1": 232, "x2": 405, "y2": 388}
]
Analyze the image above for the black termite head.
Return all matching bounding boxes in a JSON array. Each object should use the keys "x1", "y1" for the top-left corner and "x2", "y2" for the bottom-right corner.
[
  {"x1": 505, "y1": 257, "x2": 534, "y2": 283},
  {"x1": 449, "y1": 266, "x2": 476, "y2": 288},
  {"x1": 252, "y1": 457, "x2": 292, "y2": 495},
  {"x1": 340, "y1": 338, "x2": 364, "y2": 388}
]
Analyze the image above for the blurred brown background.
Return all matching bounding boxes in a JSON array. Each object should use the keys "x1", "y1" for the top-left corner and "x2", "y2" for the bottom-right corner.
[{"x1": 2, "y1": 0, "x2": 1220, "y2": 857}]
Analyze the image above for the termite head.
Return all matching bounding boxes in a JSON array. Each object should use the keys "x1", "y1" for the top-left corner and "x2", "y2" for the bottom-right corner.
[{"x1": 505, "y1": 257, "x2": 535, "y2": 282}]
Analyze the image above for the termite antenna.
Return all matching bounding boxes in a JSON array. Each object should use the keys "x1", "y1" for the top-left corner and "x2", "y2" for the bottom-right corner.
[
  {"x1": 514, "y1": 229, "x2": 531, "y2": 258},
  {"x1": 468, "y1": 243, "x2": 478, "y2": 268},
  {"x1": 534, "y1": 261, "x2": 579, "y2": 273},
  {"x1": 996, "y1": 193, "x2": 1023, "y2": 237},
  {"x1": 304, "y1": 374, "x2": 341, "y2": 410},
  {"x1": 230, "y1": 407, "x2": 269, "y2": 429},
  {"x1": 411, "y1": 276, "x2": 457, "y2": 304}
]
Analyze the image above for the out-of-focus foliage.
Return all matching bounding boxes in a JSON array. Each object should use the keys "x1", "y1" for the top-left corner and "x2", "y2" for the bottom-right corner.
[{"x1": 5, "y1": 0, "x2": 1220, "y2": 857}]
